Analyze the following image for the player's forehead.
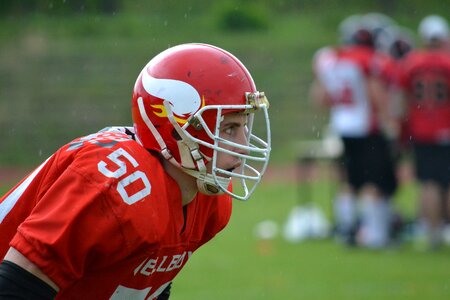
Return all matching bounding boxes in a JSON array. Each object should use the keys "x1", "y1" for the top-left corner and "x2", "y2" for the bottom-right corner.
[{"x1": 221, "y1": 112, "x2": 248, "y2": 125}]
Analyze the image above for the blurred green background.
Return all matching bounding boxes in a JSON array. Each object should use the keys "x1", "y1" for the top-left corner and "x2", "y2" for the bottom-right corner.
[
  {"x1": 1, "y1": 0, "x2": 449, "y2": 167},
  {"x1": 1, "y1": 1, "x2": 450, "y2": 299}
]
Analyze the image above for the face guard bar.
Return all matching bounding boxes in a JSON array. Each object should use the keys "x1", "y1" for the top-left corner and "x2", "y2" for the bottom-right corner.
[
  {"x1": 137, "y1": 92, "x2": 271, "y2": 201},
  {"x1": 181, "y1": 91, "x2": 271, "y2": 200}
]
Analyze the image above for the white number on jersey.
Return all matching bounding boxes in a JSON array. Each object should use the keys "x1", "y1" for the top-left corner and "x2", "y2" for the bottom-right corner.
[
  {"x1": 98, "y1": 148, "x2": 151, "y2": 205},
  {"x1": 110, "y1": 281, "x2": 171, "y2": 300}
]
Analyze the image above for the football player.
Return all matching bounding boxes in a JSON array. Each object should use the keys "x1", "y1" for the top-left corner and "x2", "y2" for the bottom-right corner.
[
  {"x1": 397, "y1": 15, "x2": 450, "y2": 250},
  {"x1": 310, "y1": 15, "x2": 398, "y2": 248},
  {"x1": 0, "y1": 43, "x2": 271, "y2": 299}
]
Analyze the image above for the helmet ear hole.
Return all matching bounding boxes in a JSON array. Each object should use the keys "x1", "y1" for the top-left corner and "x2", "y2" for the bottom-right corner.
[{"x1": 171, "y1": 129, "x2": 182, "y2": 141}]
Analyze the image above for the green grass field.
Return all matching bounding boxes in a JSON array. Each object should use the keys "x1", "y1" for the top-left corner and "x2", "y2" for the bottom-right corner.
[
  {"x1": 1, "y1": 167, "x2": 449, "y2": 299},
  {"x1": 172, "y1": 181, "x2": 450, "y2": 300}
]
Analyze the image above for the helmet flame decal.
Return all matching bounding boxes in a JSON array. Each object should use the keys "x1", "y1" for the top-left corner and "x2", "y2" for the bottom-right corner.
[
  {"x1": 151, "y1": 97, "x2": 205, "y2": 124},
  {"x1": 142, "y1": 70, "x2": 202, "y2": 124}
]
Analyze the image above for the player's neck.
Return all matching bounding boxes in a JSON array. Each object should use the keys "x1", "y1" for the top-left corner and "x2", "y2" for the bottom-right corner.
[{"x1": 161, "y1": 158, "x2": 198, "y2": 206}]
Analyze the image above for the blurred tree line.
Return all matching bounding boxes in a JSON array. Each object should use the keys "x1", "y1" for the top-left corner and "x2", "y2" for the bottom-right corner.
[
  {"x1": 0, "y1": 0, "x2": 121, "y2": 15},
  {"x1": 1, "y1": 0, "x2": 445, "y2": 17},
  {"x1": 2, "y1": 0, "x2": 447, "y2": 33}
]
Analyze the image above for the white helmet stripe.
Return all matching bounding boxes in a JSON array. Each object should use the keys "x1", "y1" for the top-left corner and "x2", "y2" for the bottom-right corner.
[{"x1": 141, "y1": 70, "x2": 201, "y2": 117}]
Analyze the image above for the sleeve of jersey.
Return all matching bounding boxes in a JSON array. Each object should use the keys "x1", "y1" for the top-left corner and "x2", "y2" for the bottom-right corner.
[{"x1": 9, "y1": 165, "x2": 128, "y2": 290}]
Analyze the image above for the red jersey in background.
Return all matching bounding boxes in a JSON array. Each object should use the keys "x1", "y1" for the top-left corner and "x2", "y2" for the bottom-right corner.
[{"x1": 398, "y1": 49, "x2": 450, "y2": 144}]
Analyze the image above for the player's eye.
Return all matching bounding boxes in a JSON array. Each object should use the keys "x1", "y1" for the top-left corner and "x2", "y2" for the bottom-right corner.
[{"x1": 223, "y1": 126, "x2": 235, "y2": 136}]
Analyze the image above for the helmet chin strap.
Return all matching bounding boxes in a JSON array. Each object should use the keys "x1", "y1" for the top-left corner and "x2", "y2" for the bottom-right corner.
[
  {"x1": 183, "y1": 168, "x2": 231, "y2": 195},
  {"x1": 162, "y1": 101, "x2": 230, "y2": 196}
]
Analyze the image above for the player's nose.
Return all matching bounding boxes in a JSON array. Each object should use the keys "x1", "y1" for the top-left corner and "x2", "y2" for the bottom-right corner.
[{"x1": 233, "y1": 128, "x2": 250, "y2": 155}]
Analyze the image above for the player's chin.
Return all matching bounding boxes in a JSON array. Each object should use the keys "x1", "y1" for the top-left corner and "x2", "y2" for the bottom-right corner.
[{"x1": 227, "y1": 167, "x2": 235, "y2": 173}]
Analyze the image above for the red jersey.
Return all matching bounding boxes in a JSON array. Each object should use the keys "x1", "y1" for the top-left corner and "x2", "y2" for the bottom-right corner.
[
  {"x1": 0, "y1": 127, "x2": 232, "y2": 299},
  {"x1": 398, "y1": 49, "x2": 450, "y2": 143}
]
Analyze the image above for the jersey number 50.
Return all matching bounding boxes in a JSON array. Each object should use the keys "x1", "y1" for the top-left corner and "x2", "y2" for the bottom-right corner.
[{"x1": 98, "y1": 148, "x2": 151, "y2": 205}]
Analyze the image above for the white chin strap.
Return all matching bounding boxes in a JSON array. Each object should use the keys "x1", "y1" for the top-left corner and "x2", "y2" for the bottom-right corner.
[
  {"x1": 162, "y1": 101, "x2": 232, "y2": 196},
  {"x1": 138, "y1": 97, "x2": 228, "y2": 196},
  {"x1": 183, "y1": 168, "x2": 231, "y2": 195}
]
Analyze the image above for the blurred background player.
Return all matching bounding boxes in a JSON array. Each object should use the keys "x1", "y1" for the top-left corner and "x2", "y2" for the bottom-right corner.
[
  {"x1": 0, "y1": 43, "x2": 271, "y2": 299},
  {"x1": 310, "y1": 14, "x2": 399, "y2": 249},
  {"x1": 397, "y1": 15, "x2": 450, "y2": 250},
  {"x1": 386, "y1": 26, "x2": 415, "y2": 60}
]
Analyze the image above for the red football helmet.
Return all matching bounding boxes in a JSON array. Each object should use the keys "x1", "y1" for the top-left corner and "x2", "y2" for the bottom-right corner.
[{"x1": 131, "y1": 43, "x2": 271, "y2": 200}]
